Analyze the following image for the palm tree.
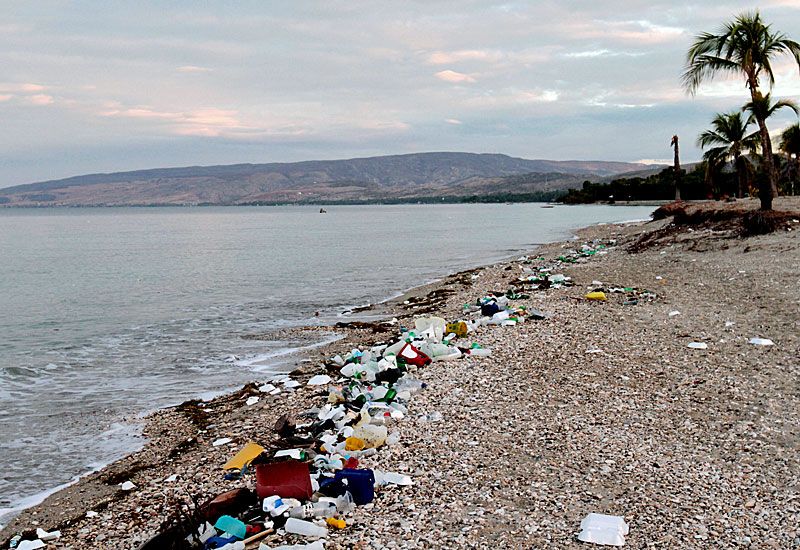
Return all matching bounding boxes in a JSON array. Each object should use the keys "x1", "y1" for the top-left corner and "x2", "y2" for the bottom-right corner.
[
  {"x1": 683, "y1": 11, "x2": 800, "y2": 210},
  {"x1": 780, "y1": 123, "x2": 800, "y2": 194},
  {"x1": 697, "y1": 111, "x2": 760, "y2": 198},
  {"x1": 743, "y1": 93, "x2": 799, "y2": 197}
]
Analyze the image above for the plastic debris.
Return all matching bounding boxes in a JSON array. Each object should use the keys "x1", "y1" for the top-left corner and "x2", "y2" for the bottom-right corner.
[
  {"x1": 284, "y1": 517, "x2": 327, "y2": 538},
  {"x1": 585, "y1": 291, "x2": 607, "y2": 301},
  {"x1": 138, "y1": 238, "x2": 622, "y2": 549},
  {"x1": 214, "y1": 515, "x2": 247, "y2": 539},
  {"x1": 577, "y1": 513, "x2": 629, "y2": 546},
  {"x1": 687, "y1": 342, "x2": 708, "y2": 349},
  {"x1": 35, "y1": 528, "x2": 61, "y2": 542},
  {"x1": 120, "y1": 480, "x2": 136, "y2": 491},
  {"x1": 748, "y1": 337, "x2": 774, "y2": 346},
  {"x1": 668, "y1": 310, "x2": 680, "y2": 317},
  {"x1": 259, "y1": 541, "x2": 325, "y2": 550},
  {"x1": 307, "y1": 374, "x2": 332, "y2": 386},
  {"x1": 223, "y1": 441, "x2": 265, "y2": 471},
  {"x1": 17, "y1": 541, "x2": 46, "y2": 550}
]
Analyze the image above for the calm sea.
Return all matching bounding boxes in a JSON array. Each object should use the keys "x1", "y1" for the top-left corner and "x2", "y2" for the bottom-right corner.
[{"x1": 0, "y1": 203, "x2": 654, "y2": 523}]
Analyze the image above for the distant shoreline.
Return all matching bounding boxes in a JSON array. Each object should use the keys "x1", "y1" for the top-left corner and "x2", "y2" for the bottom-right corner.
[{"x1": 0, "y1": 199, "x2": 670, "y2": 208}]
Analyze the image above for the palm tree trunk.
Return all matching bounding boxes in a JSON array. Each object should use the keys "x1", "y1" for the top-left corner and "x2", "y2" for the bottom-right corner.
[
  {"x1": 735, "y1": 154, "x2": 746, "y2": 198},
  {"x1": 672, "y1": 135, "x2": 681, "y2": 201},
  {"x1": 748, "y1": 84, "x2": 776, "y2": 210}
]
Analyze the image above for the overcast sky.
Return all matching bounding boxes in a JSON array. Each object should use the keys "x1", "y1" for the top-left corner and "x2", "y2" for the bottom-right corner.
[{"x1": 2, "y1": 1, "x2": 800, "y2": 187}]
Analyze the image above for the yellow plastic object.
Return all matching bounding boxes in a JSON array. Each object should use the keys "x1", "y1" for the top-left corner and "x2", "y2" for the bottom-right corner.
[
  {"x1": 222, "y1": 441, "x2": 265, "y2": 470},
  {"x1": 326, "y1": 517, "x2": 346, "y2": 529},
  {"x1": 584, "y1": 291, "x2": 607, "y2": 301},
  {"x1": 345, "y1": 437, "x2": 366, "y2": 451},
  {"x1": 445, "y1": 322, "x2": 468, "y2": 337}
]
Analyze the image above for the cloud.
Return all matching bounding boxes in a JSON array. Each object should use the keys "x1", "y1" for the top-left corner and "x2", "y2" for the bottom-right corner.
[
  {"x1": 565, "y1": 49, "x2": 646, "y2": 58},
  {"x1": 434, "y1": 70, "x2": 476, "y2": 83},
  {"x1": 26, "y1": 94, "x2": 54, "y2": 105},
  {"x1": 176, "y1": 65, "x2": 213, "y2": 73},
  {"x1": 445, "y1": 118, "x2": 462, "y2": 125},
  {"x1": 462, "y1": 88, "x2": 559, "y2": 108},
  {"x1": 427, "y1": 50, "x2": 500, "y2": 64},
  {"x1": 0, "y1": 83, "x2": 48, "y2": 93},
  {"x1": 102, "y1": 106, "x2": 250, "y2": 137}
]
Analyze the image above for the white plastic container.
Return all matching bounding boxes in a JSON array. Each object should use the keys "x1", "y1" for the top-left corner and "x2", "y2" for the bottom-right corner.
[
  {"x1": 284, "y1": 518, "x2": 328, "y2": 539},
  {"x1": 577, "y1": 513, "x2": 629, "y2": 546}
]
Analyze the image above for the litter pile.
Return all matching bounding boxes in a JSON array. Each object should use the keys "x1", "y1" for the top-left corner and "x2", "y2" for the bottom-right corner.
[
  {"x1": 139, "y1": 302, "x2": 535, "y2": 549},
  {"x1": 6, "y1": 236, "x2": 638, "y2": 550}
]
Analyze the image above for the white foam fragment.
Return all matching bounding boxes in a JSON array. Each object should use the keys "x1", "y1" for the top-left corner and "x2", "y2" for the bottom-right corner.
[
  {"x1": 275, "y1": 449, "x2": 304, "y2": 459},
  {"x1": 668, "y1": 310, "x2": 680, "y2": 317},
  {"x1": 307, "y1": 374, "x2": 332, "y2": 386},
  {"x1": 212, "y1": 438, "x2": 232, "y2": 447},
  {"x1": 17, "y1": 541, "x2": 46, "y2": 550},
  {"x1": 258, "y1": 383, "x2": 276, "y2": 393},
  {"x1": 748, "y1": 337, "x2": 774, "y2": 346},
  {"x1": 577, "y1": 513, "x2": 629, "y2": 546},
  {"x1": 687, "y1": 342, "x2": 707, "y2": 349},
  {"x1": 246, "y1": 396, "x2": 259, "y2": 406},
  {"x1": 36, "y1": 528, "x2": 61, "y2": 541},
  {"x1": 283, "y1": 380, "x2": 301, "y2": 388},
  {"x1": 120, "y1": 481, "x2": 136, "y2": 491}
]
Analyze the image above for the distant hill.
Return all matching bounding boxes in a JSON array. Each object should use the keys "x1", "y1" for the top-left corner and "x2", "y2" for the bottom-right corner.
[{"x1": 0, "y1": 152, "x2": 651, "y2": 206}]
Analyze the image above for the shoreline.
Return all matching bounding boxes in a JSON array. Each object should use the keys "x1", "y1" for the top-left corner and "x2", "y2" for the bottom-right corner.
[
  {"x1": 0, "y1": 210, "x2": 646, "y2": 539},
  {"x1": 0, "y1": 208, "x2": 616, "y2": 532},
  {"x1": 3, "y1": 197, "x2": 798, "y2": 548}
]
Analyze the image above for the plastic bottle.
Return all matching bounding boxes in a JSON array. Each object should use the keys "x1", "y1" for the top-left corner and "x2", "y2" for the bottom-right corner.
[
  {"x1": 289, "y1": 501, "x2": 337, "y2": 519},
  {"x1": 284, "y1": 518, "x2": 328, "y2": 539}
]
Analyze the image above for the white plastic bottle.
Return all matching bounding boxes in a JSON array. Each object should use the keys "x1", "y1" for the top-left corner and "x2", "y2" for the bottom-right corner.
[{"x1": 284, "y1": 518, "x2": 328, "y2": 539}]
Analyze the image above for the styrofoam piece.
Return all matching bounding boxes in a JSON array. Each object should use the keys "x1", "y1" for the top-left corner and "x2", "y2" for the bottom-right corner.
[{"x1": 577, "y1": 513, "x2": 629, "y2": 546}]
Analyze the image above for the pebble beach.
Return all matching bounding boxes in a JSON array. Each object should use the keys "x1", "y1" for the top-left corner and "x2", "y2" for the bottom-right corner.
[{"x1": 2, "y1": 198, "x2": 798, "y2": 549}]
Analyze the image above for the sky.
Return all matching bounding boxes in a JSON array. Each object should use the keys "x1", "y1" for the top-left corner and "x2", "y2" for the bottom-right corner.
[{"x1": 1, "y1": 1, "x2": 800, "y2": 187}]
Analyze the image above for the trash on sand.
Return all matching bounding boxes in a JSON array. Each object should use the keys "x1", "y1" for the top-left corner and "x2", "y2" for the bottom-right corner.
[
  {"x1": 748, "y1": 337, "x2": 774, "y2": 346},
  {"x1": 120, "y1": 480, "x2": 136, "y2": 491},
  {"x1": 246, "y1": 396, "x2": 260, "y2": 406},
  {"x1": 577, "y1": 513, "x2": 629, "y2": 546},
  {"x1": 255, "y1": 460, "x2": 313, "y2": 500},
  {"x1": 129, "y1": 237, "x2": 620, "y2": 549},
  {"x1": 259, "y1": 540, "x2": 326, "y2": 550},
  {"x1": 284, "y1": 517, "x2": 327, "y2": 539},
  {"x1": 35, "y1": 528, "x2": 61, "y2": 542},
  {"x1": 307, "y1": 374, "x2": 332, "y2": 385},
  {"x1": 668, "y1": 310, "x2": 680, "y2": 317},
  {"x1": 585, "y1": 291, "x2": 607, "y2": 301},
  {"x1": 16, "y1": 541, "x2": 46, "y2": 550},
  {"x1": 214, "y1": 515, "x2": 247, "y2": 539},
  {"x1": 687, "y1": 342, "x2": 708, "y2": 349},
  {"x1": 223, "y1": 441, "x2": 265, "y2": 471}
]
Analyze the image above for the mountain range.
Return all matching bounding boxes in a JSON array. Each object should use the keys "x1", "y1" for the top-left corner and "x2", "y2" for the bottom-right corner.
[{"x1": 0, "y1": 152, "x2": 657, "y2": 206}]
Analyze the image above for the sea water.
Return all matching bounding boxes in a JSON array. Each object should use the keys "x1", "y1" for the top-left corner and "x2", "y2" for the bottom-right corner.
[{"x1": 0, "y1": 203, "x2": 654, "y2": 522}]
